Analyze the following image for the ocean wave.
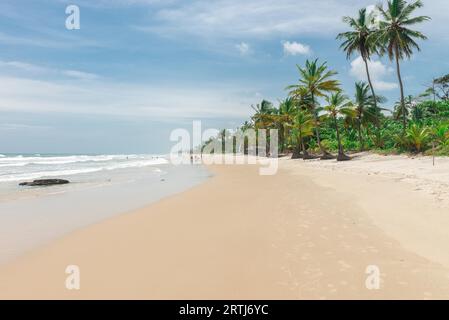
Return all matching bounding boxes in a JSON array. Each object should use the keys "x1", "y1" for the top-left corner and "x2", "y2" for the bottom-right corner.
[
  {"x1": 0, "y1": 154, "x2": 142, "y2": 163},
  {"x1": 0, "y1": 155, "x2": 169, "y2": 183},
  {"x1": 0, "y1": 154, "x2": 165, "y2": 167}
]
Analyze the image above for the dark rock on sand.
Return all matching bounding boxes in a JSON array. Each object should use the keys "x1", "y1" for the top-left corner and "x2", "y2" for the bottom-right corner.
[{"x1": 19, "y1": 179, "x2": 70, "y2": 187}]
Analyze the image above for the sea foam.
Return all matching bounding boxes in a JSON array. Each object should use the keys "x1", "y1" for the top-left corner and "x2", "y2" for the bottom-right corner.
[{"x1": 0, "y1": 154, "x2": 168, "y2": 183}]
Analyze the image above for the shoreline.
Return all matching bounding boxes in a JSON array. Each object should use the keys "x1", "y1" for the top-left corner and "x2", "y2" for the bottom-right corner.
[
  {"x1": 1, "y1": 154, "x2": 449, "y2": 299},
  {"x1": 0, "y1": 163, "x2": 210, "y2": 265}
]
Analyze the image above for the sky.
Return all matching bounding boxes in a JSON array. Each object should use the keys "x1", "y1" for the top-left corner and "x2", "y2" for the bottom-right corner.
[{"x1": 0, "y1": 0, "x2": 448, "y2": 154}]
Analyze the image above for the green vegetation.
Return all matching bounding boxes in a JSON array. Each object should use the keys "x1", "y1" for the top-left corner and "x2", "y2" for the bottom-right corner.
[{"x1": 208, "y1": 0, "x2": 449, "y2": 159}]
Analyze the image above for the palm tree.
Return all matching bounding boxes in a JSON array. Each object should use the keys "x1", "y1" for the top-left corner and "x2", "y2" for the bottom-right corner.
[
  {"x1": 337, "y1": 8, "x2": 381, "y2": 127},
  {"x1": 286, "y1": 59, "x2": 340, "y2": 157},
  {"x1": 349, "y1": 82, "x2": 379, "y2": 151},
  {"x1": 219, "y1": 129, "x2": 229, "y2": 154},
  {"x1": 373, "y1": 0, "x2": 430, "y2": 134},
  {"x1": 393, "y1": 94, "x2": 416, "y2": 122},
  {"x1": 277, "y1": 97, "x2": 297, "y2": 153},
  {"x1": 323, "y1": 92, "x2": 354, "y2": 161},
  {"x1": 291, "y1": 110, "x2": 315, "y2": 159},
  {"x1": 251, "y1": 99, "x2": 275, "y2": 129},
  {"x1": 238, "y1": 121, "x2": 253, "y2": 154},
  {"x1": 251, "y1": 100, "x2": 276, "y2": 156}
]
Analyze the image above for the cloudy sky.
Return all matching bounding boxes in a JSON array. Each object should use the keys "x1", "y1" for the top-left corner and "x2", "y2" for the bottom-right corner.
[{"x1": 0, "y1": 0, "x2": 447, "y2": 153}]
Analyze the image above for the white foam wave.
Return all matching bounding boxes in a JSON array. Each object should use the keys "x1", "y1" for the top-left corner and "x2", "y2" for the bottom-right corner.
[{"x1": 0, "y1": 155, "x2": 169, "y2": 183}]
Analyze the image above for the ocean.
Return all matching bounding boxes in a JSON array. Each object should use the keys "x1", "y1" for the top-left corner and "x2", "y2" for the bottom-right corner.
[
  {"x1": 0, "y1": 153, "x2": 211, "y2": 264},
  {"x1": 0, "y1": 153, "x2": 168, "y2": 183}
]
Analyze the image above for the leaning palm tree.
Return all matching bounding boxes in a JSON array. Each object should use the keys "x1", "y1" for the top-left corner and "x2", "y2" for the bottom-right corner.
[
  {"x1": 323, "y1": 92, "x2": 354, "y2": 161},
  {"x1": 286, "y1": 59, "x2": 340, "y2": 158},
  {"x1": 373, "y1": 0, "x2": 430, "y2": 134},
  {"x1": 337, "y1": 8, "x2": 381, "y2": 127}
]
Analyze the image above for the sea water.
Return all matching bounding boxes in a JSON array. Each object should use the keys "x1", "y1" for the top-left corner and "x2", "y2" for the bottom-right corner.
[{"x1": 0, "y1": 154, "x2": 211, "y2": 264}]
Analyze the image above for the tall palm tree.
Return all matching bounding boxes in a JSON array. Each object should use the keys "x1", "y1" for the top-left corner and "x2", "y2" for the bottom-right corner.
[
  {"x1": 286, "y1": 59, "x2": 340, "y2": 157},
  {"x1": 394, "y1": 94, "x2": 416, "y2": 121},
  {"x1": 277, "y1": 97, "x2": 297, "y2": 153},
  {"x1": 219, "y1": 129, "x2": 229, "y2": 154},
  {"x1": 251, "y1": 99, "x2": 275, "y2": 128},
  {"x1": 337, "y1": 8, "x2": 381, "y2": 127},
  {"x1": 291, "y1": 110, "x2": 315, "y2": 159},
  {"x1": 373, "y1": 0, "x2": 430, "y2": 133},
  {"x1": 323, "y1": 92, "x2": 354, "y2": 161},
  {"x1": 238, "y1": 121, "x2": 253, "y2": 154},
  {"x1": 251, "y1": 100, "x2": 276, "y2": 156},
  {"x1": 349, "y1": 82, "x2": 379, "y2": 151}
]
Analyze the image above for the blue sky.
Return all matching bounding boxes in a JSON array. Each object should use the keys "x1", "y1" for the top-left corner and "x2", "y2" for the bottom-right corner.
[{"x1": 0, "y1": 0, "x2": 447, "y2": 154}]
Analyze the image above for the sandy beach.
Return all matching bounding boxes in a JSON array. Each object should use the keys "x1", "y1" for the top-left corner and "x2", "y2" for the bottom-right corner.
[{"x1": 1, "y1": 154, "x2": 449, "y2": 299}]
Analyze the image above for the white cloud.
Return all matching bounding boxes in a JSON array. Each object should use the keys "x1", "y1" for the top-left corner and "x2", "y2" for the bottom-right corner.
[
  {"x1": 0, "y1": 75, "x2": 259, "y2": 119},
  {"x1": 282, "y1": 41, "x2": 311, "y2": 56},
  {"x1": 131, "y1": 0, "x2": 449, "y2": 46},
  {"x1": 0, "y1": 61, "x2": 47, "y2": 73},
  {"x1": 0, "y1": 60, "x2": 100, "y2": 81},
  {"x1": 0, "y1": 123, "x2": 50, "y2": 131},
  {"x1": 350, "y1": 56, "x2": 398, "y2": 91},
  {"x1": 62, "y1": 70, "x2": 100, "y2": 80},
  {"x1": 236, "y1": 42, "x2": 251, "y2": 55},
  {"x1": 372, "y1": 81, "x2": 398, "y2": 91},
  {"x1": 141, "y1": 0, "x2": 378, "y2": 38}
]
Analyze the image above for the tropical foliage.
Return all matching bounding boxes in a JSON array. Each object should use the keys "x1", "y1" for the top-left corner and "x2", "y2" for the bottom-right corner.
[{"x1": 205, "y1": 0, "x2": 449, "y2": 159}]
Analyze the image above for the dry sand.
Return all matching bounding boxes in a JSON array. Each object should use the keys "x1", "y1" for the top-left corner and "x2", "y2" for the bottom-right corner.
[{"x1": 1, "y1": 154, "x2": 449, "y2": 299}]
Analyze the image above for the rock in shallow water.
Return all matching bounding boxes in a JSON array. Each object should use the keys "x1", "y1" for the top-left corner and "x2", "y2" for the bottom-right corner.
[{"x1": 19, "y1": 179, "x2": 70, "y2": 187}]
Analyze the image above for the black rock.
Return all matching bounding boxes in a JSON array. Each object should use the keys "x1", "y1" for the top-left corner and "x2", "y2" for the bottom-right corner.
[{"x1": 19, "y1": 179, "x2": 70, "y2": 187}]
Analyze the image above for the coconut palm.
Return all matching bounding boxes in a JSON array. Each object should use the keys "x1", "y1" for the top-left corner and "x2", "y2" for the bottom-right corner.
[
  {"x1": 337, "y1": 8, "x2": 381, "y2": 126},
  {"x1": 373, "y1": 0, "x2": 430, "y2": 133},
  {"x1": 393, "y1": 94, "x2": 416, "y2": 122},
  {"x1": 251, "y1": 100, "x2": 275, "y2": 129},
  {"x1": 348, "y1": 82, "x2": 380, "y2": 151},
  {"x1": 286, "y1": 59, "x2": 340, "y2": 157},
  {"x1": 251, "y1": 100, "x2": 277, "y2": 156},
  {"x1": 323, "y1": 92, "x2": 354, "y2": 161},
  {"x1": 291, "y1": 110, "x2": 315, "y2": 159},
  {"x1": 219, "y1": 129, "x2": 230, "y2": 154},
  {"x1": 277, "y1": 97, "x2": 298, "y2": 153}
]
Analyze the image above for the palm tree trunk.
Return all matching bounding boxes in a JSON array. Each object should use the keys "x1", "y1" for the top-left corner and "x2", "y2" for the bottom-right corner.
[
  {"x1": 292, "y1": 135, "x2": 301, "y2": 159},
  {"x1": 300, "y1": 132, "x2": 309, "y2": 160},
  {"x1": 311, "y1": 92, "x2": 324, "y2": 154},
  {"x1": 395, "y1": 45, "x2": 407, "y2": 135},
  {"x1": 363, "y1": 56, "x2": 380, "y2": 129},
  {"x1": 279, "y1": 123, "x2": 285, "y2": 153},
  {"x1": 334, "y1": 116, "x2": 343, "y2": 156},
  {"x1": 358, "y1": 119, "x2": 364, "y2": 152},
  {"x1": 221, "y1": 134, "x2": 226, "y2": 154}
]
